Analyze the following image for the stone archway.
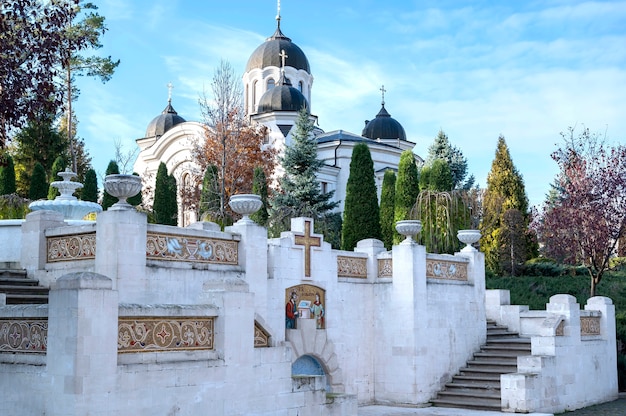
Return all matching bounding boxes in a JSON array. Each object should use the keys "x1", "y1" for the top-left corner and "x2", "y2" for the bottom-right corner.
[{"x1": 286, "y1": 321, "x2": 344, "y2": 393}]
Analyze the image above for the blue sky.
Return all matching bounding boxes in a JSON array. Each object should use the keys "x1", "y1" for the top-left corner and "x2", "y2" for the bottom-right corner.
[{"x1": 73, "y1": 0, "x2": 626, "y2": 208}]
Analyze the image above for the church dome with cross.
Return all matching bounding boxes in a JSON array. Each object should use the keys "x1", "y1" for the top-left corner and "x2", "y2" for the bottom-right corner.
[
  {"x1": 245, "y1": 24, "x2": 310, "y2": 74},
  {"x1": 145, "y1": 96, "x2": 186, "y2": 139},
  {"x1": 361, "y1": 104, "x2": 407, "y2": 141},
  {"x1": 257, "y1": 73, "x2": 309, "y2": 114}
]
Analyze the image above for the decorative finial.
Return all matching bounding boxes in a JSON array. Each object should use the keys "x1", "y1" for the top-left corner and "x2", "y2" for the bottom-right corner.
[
  {"x1": 380, "y1": 85, "x2": 386, "y2": 106},
  {"x1": 276, "y1": 0, "x2": 281, "y2": 26},
  {"x1": 167, "y1": 82, "x2": 173, "y2": 103}
]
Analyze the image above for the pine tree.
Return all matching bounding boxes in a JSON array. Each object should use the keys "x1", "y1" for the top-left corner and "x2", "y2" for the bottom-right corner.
[
  {"x1": 379, "y1": 170, "x2": 396, "y2": 250},
  {"x1": 250, "y1": 166, "x2": 269, "y2": 226},
  {"x1": 29, "y1": 162, "x2": 48, "y2": 200},
  {"x1": 269, "y1": 107, "x2": 338, "y2": 235},
  {"x1": 47, "y1": 155, "x2": 67, "y2": 200},
  {"x1": 199, "y1": 165, "x2": 220, "y2": 222},
  {"x1": 102, "y1": 160, "x2": 120, "y2": 210},
  {"x1": 393, "y1": 150, "x2": 420, "y2": 244},
  {"x1": 0, "y1": 154, "x2": 17, "y2": 195},
  {"x1": 341, "y1": 143, "x2": 381, "y2": 250},
  {"x1": 82, "y1": 168, "x2": 98, "y2": 202},
  {"x1": 425, "y1": 130, "x2": 473, "y2": 189},
  {"x1": 481, "y1": 135, "x2": 533, "y2": 274}
]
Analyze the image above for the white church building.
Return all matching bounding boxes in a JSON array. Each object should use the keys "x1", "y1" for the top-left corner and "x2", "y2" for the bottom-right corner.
[{"x1": 133, "y1": 12, "x2": 418, "y2": 226}]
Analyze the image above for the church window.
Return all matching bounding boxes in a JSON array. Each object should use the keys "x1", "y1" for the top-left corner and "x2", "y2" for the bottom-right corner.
[
  {"x1": 267, "y1": 78, "x2": 275, "y2": 90},
  {"x1": 252, "y1": 80, "x2": 258, "y2": 112},
  {"x1": 298, "y1": 81, "x2": 303, "y2": 92},
  {"x1": 321, "y1": 181, "x2": 328, "y2": 194}
]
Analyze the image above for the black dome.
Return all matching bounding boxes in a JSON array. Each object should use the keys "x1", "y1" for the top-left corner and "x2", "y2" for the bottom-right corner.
[
  {"x1": 257, "y1": 83, "x2": 309, "y2": 114},
  {"x1": 145, "y1": 101, "x2": 186, "y2": 138},
  {"x1": 246, "y1": 25, "x2": 310, "y2": 74},
  {"x1": 361, "y1": 105, "x2": 407, "y2": 141}
]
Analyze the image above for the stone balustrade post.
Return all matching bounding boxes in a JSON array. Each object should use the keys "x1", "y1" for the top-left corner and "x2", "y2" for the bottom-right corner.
[
  {"x1": 354, "y1": 238, "x2": 386, "y2": 281},
  {"x1": 20, "y1": 210, "x2": 66, "y2": 275},
  {"x1": 46, "y1": 272, "x2": 118, "y2": 416}
]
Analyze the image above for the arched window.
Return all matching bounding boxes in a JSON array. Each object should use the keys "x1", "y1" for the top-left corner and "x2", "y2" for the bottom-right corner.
[
  {"x1": 298, "y1": 81, "x2": 303, "y2": 92},
  {"x1": 267, "y1": 78, "x2": 275, "y2": 90},
  {"x1": 252, "y1": 80, "x2": 258, "y2": 112}
]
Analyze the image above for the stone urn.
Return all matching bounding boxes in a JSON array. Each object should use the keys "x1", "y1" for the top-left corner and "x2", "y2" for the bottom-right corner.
[
  {"x1": 104, "y1": 174, "x2": 142, "y2": 210},
  {"x1": 457, "y1": 229, "x2": 481, "y2": 252},
  {"x1": 228, "y1": 194, "x2": 262, "y2": 224},
  {"x1": 395, "y1": 220, "x2": 422, "y2": 243}
]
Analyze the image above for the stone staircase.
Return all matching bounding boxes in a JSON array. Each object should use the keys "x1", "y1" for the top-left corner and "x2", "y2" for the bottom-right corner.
[
  {"x1": 430, "y1": 320, "x2": 531, "y2": 412},
  {"x1": 0, "y1": 267, "x2": 49, "y2": 304}
]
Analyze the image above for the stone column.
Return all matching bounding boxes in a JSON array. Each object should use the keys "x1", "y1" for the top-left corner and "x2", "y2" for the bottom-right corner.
[
  {"x1": 95, "y1": 209, "x2": 147, "y2": 299},
  {"x1": 20, "y1": 210, "x2": 65, "y2": 275},
  {"x1": 354, "y1": 238, "x2": 386, "y2": 281},
  {"x1": 46, "y1": 272, "x2": 118, "y2": 416}
]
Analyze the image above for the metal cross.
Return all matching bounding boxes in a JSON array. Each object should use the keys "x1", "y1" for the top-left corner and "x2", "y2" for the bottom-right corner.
[
  {"x1": 380, "y1": 85, "x2": 386, "y2": 105},
  {"x1": 279, "y1": 49, "x2": 288, "y2": 69}
]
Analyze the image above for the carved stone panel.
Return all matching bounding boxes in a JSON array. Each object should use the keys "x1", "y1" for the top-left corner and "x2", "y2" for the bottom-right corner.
[
  {"x1": 378, "y1": 258, "x2": 392, "y2": 278},
  {"x1": 580, "y1": 316, "x2": 601, "y2": 336},
  {"x1": 118, "y1": 316, "x2": 214, "y2": 353},
  {"x1": 426, "y1": 258, "x2": 468, "y2": 281},
  {"x1": 0, "y1": 318, "x2": 48, "y2": 353},
  {"x1": 146, "y1": 232, "x2": 238, "y2": 265},
  {"x1": 337, "y1": 256, "x2": 367, "y2": 278},
  {"x1": 47, "y1": 233, "x2": 96, "y2": 262}
]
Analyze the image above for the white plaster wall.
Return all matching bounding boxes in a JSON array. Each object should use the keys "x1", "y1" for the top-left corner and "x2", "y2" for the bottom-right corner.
[{"x1": 0, "y1": 220, "x2": 23, "y2": 264}]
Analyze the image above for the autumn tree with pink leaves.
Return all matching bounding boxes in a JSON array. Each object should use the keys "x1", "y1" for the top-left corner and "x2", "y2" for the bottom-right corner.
[{"x1": 535, "y1": 127, "x2": 626, "y2": 297}]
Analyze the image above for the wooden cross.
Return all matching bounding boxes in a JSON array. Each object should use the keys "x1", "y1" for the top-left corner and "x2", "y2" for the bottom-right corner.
[
  {"x1": 279, "y1": 49, "x2": 288, "y2": 69},
  {"x1": 380, "y1": 84, "x2": 386, "y2": 105},
  {"x1": 294, "y1": 220, "x2": 321, "y2": 277}
]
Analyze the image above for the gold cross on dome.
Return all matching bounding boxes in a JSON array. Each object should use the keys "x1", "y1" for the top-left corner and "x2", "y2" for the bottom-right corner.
[{"x1": 294, "y1": 220, "x2": 321, "y2": 277}]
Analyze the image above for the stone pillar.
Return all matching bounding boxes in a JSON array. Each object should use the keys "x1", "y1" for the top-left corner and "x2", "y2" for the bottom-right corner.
[
  {"x1": 46, "y1": 272, "x2": 118, "y2": 416},
  {"x1": 20, "y1": 210, "x2": 65, "y2": 274},
  {"x1": 226, "y1": 221, "x2": 268, "y2": 317},
  {"x1": 95, "y1": 209, "x2": 147, "y2": 298},
  {"x1": 354, "y1": 238, "x2": 386, "y2": 280}
]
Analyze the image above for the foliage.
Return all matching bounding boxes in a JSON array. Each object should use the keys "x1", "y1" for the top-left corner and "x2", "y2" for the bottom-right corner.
[
  {"x1": 11, "y1": 115, "x2": 68, "y2": 196},
  {"x1": 0, "y1": 154, "x2": 17, "y2": 195},
  {"x1": 101, "y1": 160, "x2": 119, "y2": 210},
  {"x1": 499, "y1": 209, "x2": 529, "y2": 276},
  {"x1": 198, "y1": 165, "x2": 221, "y2": 222},
  {"x1": 269, "y1": 107, "x2": 338, "y2": 236},
  {"x1": 0, "y1": 193, "x2": 30, "y2": 219},
  {"x1": 193, "y1": 60, "x2": 276, "y2": 223},
  {"x1": 315, "y1": 212, "x2": 342, "y2": 250},
  {"x1": 379, "y1": 170, "x2": 396, "y2": 250},
  {"x1": 0, "y1": 0, "x2": 74, "y2": 144},
  {"x1": 250, "y1": 166, "x2": 269, "y2": 226},
  {"x1": 29, "y1": 162, "x2": 48, "y2": 200},
  {"x1": 481, "y1": 135, "x2": 534, "y2": 274},
  {"x1": 81, "y1": 168, "x2": 98, "y2": 202},
  {"x1": 341, "y1": 143, "x2": 381, "y2": 250},
  {"x1": 59, "y1": 1, "x2": 119, "y2": 171},
  {"x1": 413, "y1": 190, "x2": 466, "y2": 254},
  {"x1": 534, "y1": 126, "x2": 626, "y2": 297},
  {"x1": 393, "y1": 150, "x2": 420, "y2": 244},
  {"x1": 153, "y1": 162, "x2": 177, "y2": 225},
  {"x1": 47, "y1": 156, "x2": 67, "y2": 200},
  {"x1": 425, "y1": 130, "x2": 474, "y2": 190},
  {"x1": 420, "y1": 158, "x2": 453, "y2": 191}
]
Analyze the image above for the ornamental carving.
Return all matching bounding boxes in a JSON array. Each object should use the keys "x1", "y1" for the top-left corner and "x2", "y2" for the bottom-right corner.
[
  {"x1": 580, "y1": 316, "x2": 601, "y2": 336},
  {"x1": 118, "y1": 317, "x2": 214, "y2": 353},
  {"x1": 254, "y1": 321, "x2": 270, "y2": 348},
  {"x1": 337, "y1": 256, "x2": 367, "y2": 278},
  {"x1": 47, "y1": 233, "x2": 96, "y2": 262},
  {"x1": 0, "y1": 319, "x2": 48, "y2": 353},
  {"x1": 378, "y1": 258, "x2": 392, "y2": 278},
  {"x1": 426, "y1": 259, "x2": 468, "y2": 281},
  {"x1": 146, "y1": 232, "x2": 238, "y2": 265}
]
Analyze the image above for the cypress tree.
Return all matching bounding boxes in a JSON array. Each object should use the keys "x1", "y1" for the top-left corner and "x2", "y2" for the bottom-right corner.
[
  {"x1": 199, "y1": 165, "x2": 220, "y2": 222},
  {"x1": 481, "y1": 135, "x2": 533, "y2": 274},
  {"x1": 379, "y1": 170, "x2": 396, "y2": 250},
  {"x1": 341, "y1": 143, "x2": 381, "y2": 250},
  {"x1": 154, "y1": 162, "x2": 177, "y2": 225},
  {"x1": 29, "y1": 162, "x2": 48, "y2": 200},
  {"x1": 0, "y1": 154, "x2": 17, "y2": 195},
  {"x1": 393, "y1": 150, "x2": 420, "y2": 243},
  {"x1": 250, "y1": 166, "x2": 269, "y2": 226},
  {"x1": 47, "y1": 156, "x2": 67, "y2": 199},
  {"x1": 167, "y1": 172, "x2": 178, "y2": 226},
  {"x1": 82, "y1": 168, "x2": 98, "y2": 202},
  {"x1": 127, "y1": 172, "x2": 142, "y2": 207},
  {"x1": 102, "y1": 160, "x2": 120, "y2": 210}
]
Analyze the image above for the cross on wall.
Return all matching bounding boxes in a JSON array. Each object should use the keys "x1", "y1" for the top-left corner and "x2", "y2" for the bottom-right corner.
[{"x1": 294, "y1": 220, "x2": 321, "y2": 277}]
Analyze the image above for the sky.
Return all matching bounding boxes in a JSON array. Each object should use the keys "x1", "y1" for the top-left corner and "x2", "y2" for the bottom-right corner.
[{"x1": 73, "y1": 0, "x2": 626, "y2": 208}]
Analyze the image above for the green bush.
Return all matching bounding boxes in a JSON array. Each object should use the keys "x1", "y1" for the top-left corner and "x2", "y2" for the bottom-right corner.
[
  {"x1": 522, "y1": 258, "x2": 564, "y2": 277},
  {"x1": 0, "y1": 194, "x2": 30, "y2": 219}
]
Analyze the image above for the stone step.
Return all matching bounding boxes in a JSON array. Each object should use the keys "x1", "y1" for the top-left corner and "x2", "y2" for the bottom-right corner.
[
  {"x1": 430, "y1": 396, "x2": 501, "y2": 411},
  {"x1": 448, "y1": 377, "x2": 501, "y2": 388},
  {"x1": 3, "y1": 293, "x2": 49, "y2": 304},
  {"x1": 0, "y1": 269, "x2": 49, "y2": 304}
]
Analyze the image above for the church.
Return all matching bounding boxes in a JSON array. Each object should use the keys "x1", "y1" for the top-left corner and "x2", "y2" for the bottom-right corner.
[{"x1": 133, "y1": 10, "x2": 418, "y2": 226}]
